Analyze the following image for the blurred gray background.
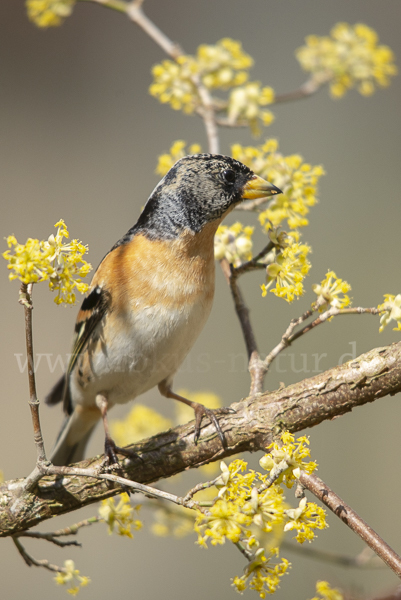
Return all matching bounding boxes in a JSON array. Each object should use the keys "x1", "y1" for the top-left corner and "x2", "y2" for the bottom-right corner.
[{"x1": 1, "y1": 1, "x2": 401, "y2": 598}]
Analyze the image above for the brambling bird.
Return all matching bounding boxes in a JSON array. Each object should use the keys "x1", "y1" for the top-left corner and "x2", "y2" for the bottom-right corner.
[{"x1": 46, "y1": 154, "x2": 281, "y2": 466}]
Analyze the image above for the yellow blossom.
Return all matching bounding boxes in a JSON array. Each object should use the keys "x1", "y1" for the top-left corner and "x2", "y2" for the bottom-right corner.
[
  {"x1": 312, "y1": 270, "x2": 351, "y2": 310},
  {"x1": 378, "y1": 294, "x2": 401, "y2": 332},
  {"x1": 150, "y1": 55, "x2": 199, "y2": 113},
  {"x1": 284, "y1": 497, "x2": 327, "y2": 544},
  {"x1": 232, "y1": 549, "x2": 290, "y2": 597},
  {"x1": 214, "y1": 222, "x2": 254, "y2": 267},
  {"x1": 54, "y1": 560, "x2": 90, "y2": 595},
  {"x1": 150, "y1": 38, "x2": 254, "y2": 114},
  {"x1": 243, "y1": 486, "x2": 285, "y2": 533},
  {"x1": 111, "y1": 404, "x2": 172, "y2": 447},
  {"x1": 228, "y1": 83, "x2": 275, "y2": 136},
  {"x1": 26, "y1": 0, "x2": 75, "y2": 28},
  {"x1": 156, "y1": 140, "x2": 202, "y2": 176},
  {"x1": 260, "y1": 432, "x2": 317, "y2": 488},
  {"x1": 215, "y1": 459, "x2": 256, "y2": 504},
  {"x1": 261, "y1": 242, "x2": 311, "y2": 302},
  {"x1": 197, "y1": 38, "x2": 253, "y2": 89},
  {"x1": 310, "y1": 581, "x2": 344, "y2": 600},
  {"x1": 232, "y1": 140, "x2": 324, "y2": 230},
  {"x1": 3, "y1": 220, "x2": 92, "y2": 304},
  {"x1": 98, "y1": 493, "x2": 142, "y2": 538},
  {"x1": 195, "y1": 498, "x2": 252, "y2": 546},
  {"x1": 296, "y1": 23, "x2": 397, "y2": 98}
]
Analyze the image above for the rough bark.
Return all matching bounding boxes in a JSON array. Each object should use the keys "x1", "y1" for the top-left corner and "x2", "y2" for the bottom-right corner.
[{"x1": 1, "y1": 341, "x2": 401, "y2": 537}]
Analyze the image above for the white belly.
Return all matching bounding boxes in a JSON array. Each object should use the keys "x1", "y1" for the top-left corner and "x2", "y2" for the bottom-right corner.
[{"x1": 70, "y1": 296, "x2": 212, "y2": 408}]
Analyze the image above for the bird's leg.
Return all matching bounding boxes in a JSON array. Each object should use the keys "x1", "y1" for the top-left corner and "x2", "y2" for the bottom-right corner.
[
  {"x1": 95, "y1": 394, "x2": 119, "y2": 466},
  {"x1": 158, "y1": 381, "x2": 232, "y2": 449},
  {"x1": 95, "y1": 394, "x2": 143, "y2": 467}
]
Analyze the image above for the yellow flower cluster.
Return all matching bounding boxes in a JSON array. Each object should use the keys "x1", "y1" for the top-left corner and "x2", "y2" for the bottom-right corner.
[
  {"x1": 111, "y1": 404, "x2": 173, "y2": 447},
  {"x1": 228, "y1": 83, "x2": 275, "y2": 136},
  {"x1": 378, "y1": 294, "x2": 401, "y2": 332},
  {"x1": 195, "y1": 459, "x2": 290, "y2": 594},
  {"x1": 98, "y1": 493, "x2": 142, "y2": 538},
  {"x1": 310, "y1": 581, "x2": 344, "y2": 600},
  {"x1": 156, "y1": 140, "x2": 202, "y2": 177},
  {"x1": 260, "y1": 432, "x2": 318, "y2": 489},
  {"x1": 261, "y1": 241, "x2": 311, "y2": 303},
  {"x1": 197, "y1": 38, "x2": 253, "y2": 89},
  {"x1": 312, "y1": 270, "x2": 352, "y2": 311},
  {"x1": 214, "y1": 222, "x2": 254, "y2": 267},
  {"x1": 284, "y1": 497, "x2": 327, "y2": 544},
  {"x1": 232, "y1": 140, "x2": 324, "y2": 230},
  {"x1": 54, "y1": 560, "x2": 90, "y2": 596},
  {"x1": 150, "y1": 56, "x2": 199, "y2": 113},
  {"x1": 195, "y1": 459, "x2": 285, "y2": 546},
  {"x1": 26, "y1": 0, "x2": 75, "y2": 28},
  {"x1": 232, "y1": 549, "x2": 290, "y2": 597},
  {"x1": 150, "y1": 39, "x2": 253, "y2": 113},
  {"x1": 296, "y1": 23, "x2": 397, "y2": 98},
  {"x1": 152, "y1": 432, "x2": 325, "y2": 596},
  {"x1": 3, "y1": 220, "x2": 92, "y2": 304}
]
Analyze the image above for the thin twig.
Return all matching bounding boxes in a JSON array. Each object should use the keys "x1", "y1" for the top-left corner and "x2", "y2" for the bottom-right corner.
[
  {"x1": 288, "y1": 306, "x2": 380, "y2": 344},
  {"x1": 281, "y1": 541, "x2": 384, "y2": 569},
  {"x1": 234, "y1": 540, "x2": 254, "y2": 562},
  {"x1": 183, "y1": 476, "x2": 220, "y2": 503},
  {"x1": 21, "y1": 283, "x2": 46, "y2": 464},
  {"x1": 231, "y1": 241, "x2": 275, "y2": 279},
  {"x1": 126, "y1": 1, "x2": 183, "y2": 59},
  {"x1": 12, "y1": 537, "x2": 65, "y2": 574},
  {"x1": 220, "y1": 258, "x2": 259, "y2": 359},
  {"x1": 42, "y1": 464, "x2": 200, "y2": 511},
  {"x1": 273, "y1": 76, "x2": 328, "y2": 104},
  {"x1": 264, "y1": 307, "x2": 316, "y2": 370},
  {"x1": 193, "y1": 78, "x2": 219, "y2": 154},
  {"x1": 235, "y1": 196, "x2": 273, "y2": 212},
  {"x1": 18, "y1": 517, "x2": 102, "y2": 547},
  {"x1": 299, "y1": 471, "x2": 401, "y2": 578}
]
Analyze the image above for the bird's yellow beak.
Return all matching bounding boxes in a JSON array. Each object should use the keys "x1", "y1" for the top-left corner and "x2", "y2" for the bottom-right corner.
[{"x1": 242, "y1": 174, "x2": 282, "y2": 200}]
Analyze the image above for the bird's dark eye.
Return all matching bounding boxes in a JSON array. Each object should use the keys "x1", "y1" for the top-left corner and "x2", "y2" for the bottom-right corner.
[{"x1": 222, "y1": 169, "x2": 236, "y2": 184}]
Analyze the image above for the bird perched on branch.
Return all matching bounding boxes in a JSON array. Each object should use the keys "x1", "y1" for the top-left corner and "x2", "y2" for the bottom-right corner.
[{"x1": 46, "y1": 154, "x2": 281, "y2": 466}]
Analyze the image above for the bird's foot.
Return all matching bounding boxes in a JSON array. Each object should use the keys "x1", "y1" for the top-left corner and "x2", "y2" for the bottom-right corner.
[{"x1": 193, "y1": 405, "x2": 234, "y2": 449}]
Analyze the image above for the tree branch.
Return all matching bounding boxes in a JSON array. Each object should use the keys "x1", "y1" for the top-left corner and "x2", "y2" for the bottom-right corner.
[
  {"x1": 1, "y1": 341, "x2": 401, "y2": 537},
  {"x1": 299, "y1": 471, "x2": 401, "y2": 577}
]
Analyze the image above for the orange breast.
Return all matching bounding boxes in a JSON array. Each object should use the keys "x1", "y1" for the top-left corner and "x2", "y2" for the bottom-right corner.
[{"x1": 93, "y1": 223, "x2": 218, "y2": 313}]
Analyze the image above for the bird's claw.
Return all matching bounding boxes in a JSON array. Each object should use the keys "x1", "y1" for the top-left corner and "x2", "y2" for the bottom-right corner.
[{"x1": 193, "y1": 405, "x2": 228, "y2": 449}]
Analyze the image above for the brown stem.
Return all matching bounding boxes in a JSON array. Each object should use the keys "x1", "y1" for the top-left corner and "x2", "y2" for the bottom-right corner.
[
  {"x1": 273, "y1": 76, "x2": 327, "y2": 104},
  {"x1": 264, "y1": 307, "x2": 315, "y2": 370},
  {"x1": 12, "y1": 537, "x2": 65, "y2": 573},
  {"x1": 20, "y1": 284, "x2": 47, "y2": 465},
  {"x1": 126, "y1": 2, "x2": 183, "y2": 58},
  {"x1": 231, "y1": 241, "x2": 274, "y2": 278},
  {"x1": 299, "y1": 471, "x2": 401, "y2": 578},
  {"x1": 220, "y1": 258, "x2": 259, "y2": 359},
  {"x1": 288, "y1": 306, "x2": 380, "y2": 345},
  {"x1": 281, "y1": 541, "x2": 383, "y2": 568}
]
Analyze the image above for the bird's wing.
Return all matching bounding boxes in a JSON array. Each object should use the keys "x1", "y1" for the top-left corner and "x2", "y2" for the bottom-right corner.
[{"x1": 67, "y1": 284, "x2": 111, "y2": 377}]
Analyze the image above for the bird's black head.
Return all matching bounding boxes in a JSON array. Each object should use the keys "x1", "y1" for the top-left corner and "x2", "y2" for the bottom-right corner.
[{"x1": 130, "y1": 154, "x2": 281, "y2": 240}]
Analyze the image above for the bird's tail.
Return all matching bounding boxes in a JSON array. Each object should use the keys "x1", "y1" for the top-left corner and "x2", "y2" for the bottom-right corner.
[
  {"x1": 46, "y1": 374, "x2": 100, "y2": 466},
  {"x1": 50, "y1": 412, "x2": 99, "y2": 466}
]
